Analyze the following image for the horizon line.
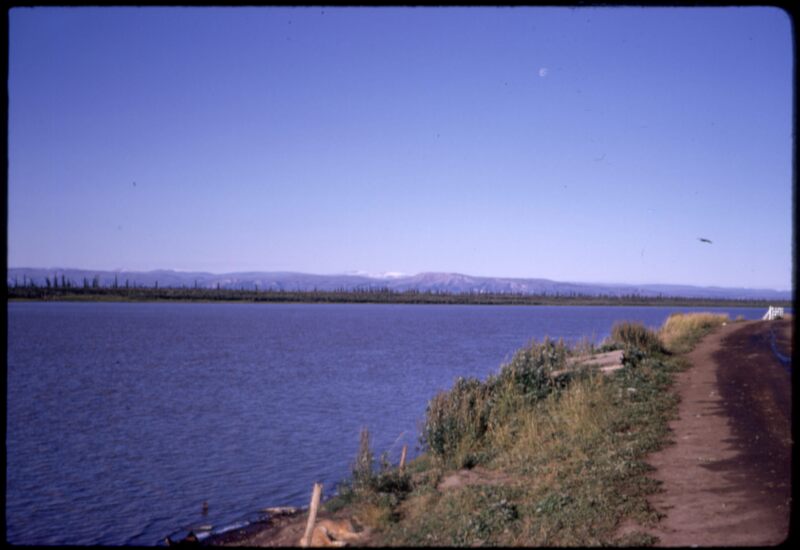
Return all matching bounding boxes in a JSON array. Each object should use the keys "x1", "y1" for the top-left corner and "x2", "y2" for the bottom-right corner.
[{"x1": 6, "y1": 265, "x2": 793, "y2": 293}]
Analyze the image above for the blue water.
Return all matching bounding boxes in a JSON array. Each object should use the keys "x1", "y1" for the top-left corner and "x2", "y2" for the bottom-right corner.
[{"x1": 6, "y1": 302, "x2": 769, "y2": 545}]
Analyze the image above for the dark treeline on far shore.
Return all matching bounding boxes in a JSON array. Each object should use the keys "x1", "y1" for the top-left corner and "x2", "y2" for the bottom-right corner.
[{"x1": 5, "y1": 278, "x2": 791, "y2": 308}]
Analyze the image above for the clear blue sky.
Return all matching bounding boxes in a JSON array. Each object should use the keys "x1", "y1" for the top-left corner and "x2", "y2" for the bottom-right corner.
[{"x1": 8, "y1": 7, "x2": 794, "y2": 290}]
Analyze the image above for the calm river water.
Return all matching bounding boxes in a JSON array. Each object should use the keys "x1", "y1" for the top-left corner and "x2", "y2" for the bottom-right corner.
[{"x1": 6, "y1": 302, "x2": 768, "y2": 545}]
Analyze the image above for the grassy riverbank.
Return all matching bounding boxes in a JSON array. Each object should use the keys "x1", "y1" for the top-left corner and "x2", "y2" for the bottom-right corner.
[{"x1": 315, "y1": 312, "x2": 730, "y2": 546}]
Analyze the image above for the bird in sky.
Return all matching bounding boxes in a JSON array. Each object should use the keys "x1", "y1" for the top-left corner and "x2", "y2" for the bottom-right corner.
[{"x1": 698, "y1": 237, "x2": 713, "y2": 244}]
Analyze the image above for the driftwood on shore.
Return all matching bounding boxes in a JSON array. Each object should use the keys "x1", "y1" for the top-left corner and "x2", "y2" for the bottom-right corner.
[
  {"x1": 300, "y1": 483, "x2": 323, "y2": 547},
  {"x1": 550, "y1": 349, "x2": 625, "y2": 379}
]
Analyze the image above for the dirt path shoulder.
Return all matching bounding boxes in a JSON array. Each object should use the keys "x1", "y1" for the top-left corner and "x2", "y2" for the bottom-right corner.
[{"x1": 643, "y1": 319, "x2": 792, "y2": 546}]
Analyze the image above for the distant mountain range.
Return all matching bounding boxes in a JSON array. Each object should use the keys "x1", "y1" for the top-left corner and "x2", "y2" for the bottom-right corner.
[{"x1": 6, "y1": 267, "x2": 793, "y2": 301}]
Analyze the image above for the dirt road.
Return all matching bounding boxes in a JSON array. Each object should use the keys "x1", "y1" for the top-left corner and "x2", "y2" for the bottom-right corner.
[{"x1": 644, "y1": 319, "x2": 792, "y2": 546}]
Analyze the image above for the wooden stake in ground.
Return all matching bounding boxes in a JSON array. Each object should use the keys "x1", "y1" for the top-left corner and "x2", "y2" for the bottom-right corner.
[
  {"x1": 300, "y1": 483, "x2": 323, "y2": 548},
  {"x1": 399, "y1": 444, "x2": 408, "y2": 472}
]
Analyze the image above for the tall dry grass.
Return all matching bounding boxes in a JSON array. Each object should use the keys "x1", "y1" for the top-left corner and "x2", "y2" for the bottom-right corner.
[
  {"x1": 497, "y1": 373, "x2": 614, "y2": 469},
  {"x1": 609, "y1": 321, "x2": 663, "y2": 354},
  {"x1": 422, "y1": 338, "x2": 569, "y2": 468},
  {"x1": 659, "y1": 312, "x2": 729, "y2": 354}
]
